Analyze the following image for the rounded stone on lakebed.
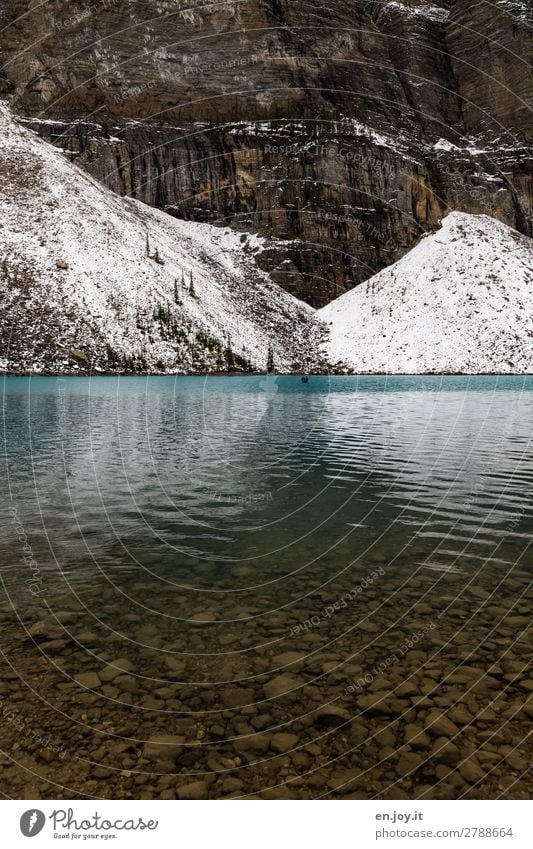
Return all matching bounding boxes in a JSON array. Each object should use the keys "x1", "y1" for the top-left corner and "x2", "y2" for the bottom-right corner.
[
  {"x1": 74, "y1": 672, "x2": 101, "y2": 690},
  {"x1": 396, "y1": 752, "x2": 424, "y2": 777},
  {"x1": 54, "y1": 611, "x2": 79, "y2": 625},
  {"x1": 163, "y1": 656, "x2": 186, "y2": 674},
  {"x1": 74, "y1": 630, "x2": 99, "y2": 646},
  {"x1": 459, "y1": 757, "x2": 485, "y2": 784},
  {"x1": 176, "y1": 780, "x2": 208, "y2": 799},
  {"x1": 263, "y1": 675, "x2": 305, "y2": 699},
  {"x1": 143, "y1": 735, "x2": 186, "y2": 760},
  {"x1": 271, "y1": 652, "x2": 307, "y2": 668},
  {"x1": 233, "y1": 733, "x2": 271, "y2": 754},
  {"x1": 114, "y1": 675, "x2": 139, "y2": 694},
  {"x1": 314, "y1": 704, "x2": 351, "y2": 727},
  {"x1": 430, "y1": 737, "x2": 460, "y2": 765},
  {"x1": 190, "y1": 611, "x2": 218, "y2": 626},
  {"x1": 357, "y1": 693, "x2": 394, "y2": 715},
  {"x1": 423, "y1": 711, "x2": 460, "y2": 737},
  {"x1": 40, "y1": 639, "x2": 68, "y2": 654},
  {"x1": 448, "y1": 703, "x2": 475, "y2": 725},
  {"x1": 327, "y1": 770, "x2": 360, "y2": 792},
  {"x1": 99, "y1": 658, "x2": 134, "y2": 682},
  {"x1": 27, "y1": 621, "x2": 65, "y2": 642},
  {"x1": 403, "y1": 723, "x2": 431, "y2": 748},
  {"x1": 270, "y1": 733, "x2": 299, "y2": 753},
  {"x1": 222, "y1": 688, "x2": 255, "y2": 709},
  {"x1": 222, "y1": 777, "x2": 243, "y2": 794}
]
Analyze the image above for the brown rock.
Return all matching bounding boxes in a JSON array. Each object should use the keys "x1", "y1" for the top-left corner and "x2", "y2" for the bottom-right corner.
[
  {"x1": 270, "y1": 733, "x2": 299, "y2": 753},
  {"x1": 423, "y1": 712, "x2": 460, "y2": 738},
  {"x1": 263, "y1": 675, "x2": 305, "y2": 699},
  {"x1": 74, "y1": 672, "x2": 101, "y2": 690},
  {"x1": 222, "y1": 688, "x2": 255, "y2": 709},
  {"x1": 176, "y1": 781, "x2": 208, "y2": 800},
  {"x1": 233, "y1": 734, "x2": 271, "y2": 755},
  {"x1": 404, "y1": 723, "x2": 431, "y2": 749},
  {"x1": 143, "y1": 735, "x2": 185, "y2": 761},
  {"x1": 357, "y1": 693, "x2": 393, "y2": 716},
  {"x1": 99, "y1": 659, "x2": 134, "y2": 682},
  {"x1": 314, "y1": 704, "x2": 351, "y2": 727}
]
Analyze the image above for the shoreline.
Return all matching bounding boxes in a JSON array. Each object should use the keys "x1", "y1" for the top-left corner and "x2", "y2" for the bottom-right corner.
[{"x1": 2, "y1": 371, "x2": 533, "y2": 378}]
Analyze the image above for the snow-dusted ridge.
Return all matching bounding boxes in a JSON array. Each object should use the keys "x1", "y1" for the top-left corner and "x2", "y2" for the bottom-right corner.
[
  {"x1": 318, "y1": 212, "x2": 533, "y2": 374},
  {"x1": 1, "y1": 101, "x2": 532, "y2": 376},
  {"x1": 0, "y1": 102, "x2": 322, "y2": 374}
]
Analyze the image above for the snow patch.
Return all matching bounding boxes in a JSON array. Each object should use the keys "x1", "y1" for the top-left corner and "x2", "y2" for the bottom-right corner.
[
  {"x1": 0, "y1": 102, "x2": 322, "y2": 374},
  {"x1": 318, "y1": 212, "x2": 533, "y2": 374}
]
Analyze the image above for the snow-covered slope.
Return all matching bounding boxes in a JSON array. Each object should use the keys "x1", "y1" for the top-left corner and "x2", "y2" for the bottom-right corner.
[
  {"x1": 0, "y1": 102, "x2": 321, "y2": 374},
  {"x1": 319, "y1": 212, "x2": 533, "y2": 374},
  {"x1": 2, "y1": 99, "x2": 531, "y2": 376}
]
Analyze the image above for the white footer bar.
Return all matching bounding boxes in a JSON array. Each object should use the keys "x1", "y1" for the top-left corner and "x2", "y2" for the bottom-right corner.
[{"x1": 4, "y1": 799, "x2": 532, "y2": 848}]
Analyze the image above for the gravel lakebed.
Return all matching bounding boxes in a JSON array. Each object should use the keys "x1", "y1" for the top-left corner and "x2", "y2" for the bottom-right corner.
[{"x1": 0, "y1": 555, "x2": 531, "y2": 800}]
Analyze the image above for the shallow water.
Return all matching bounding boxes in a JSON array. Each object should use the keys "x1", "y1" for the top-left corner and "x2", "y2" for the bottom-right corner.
[{"x1": 1, "y1": 375, "x2": 531, "y2": 799}]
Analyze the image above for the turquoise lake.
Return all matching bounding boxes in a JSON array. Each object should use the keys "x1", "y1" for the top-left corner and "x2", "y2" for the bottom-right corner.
[{"x1": 0, "y1": 375, "x2": 531, "y2": 799}]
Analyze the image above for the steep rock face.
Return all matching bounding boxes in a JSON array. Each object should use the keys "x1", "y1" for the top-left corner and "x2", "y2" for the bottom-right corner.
[
  {"x1": 1, "y1": 1, "x2": 531, "y2": 305},
  {"x1": 447, "y1": 0, "x2": 532, "y2": 141},
  {"x1": 0, "y1": 0, "x2": 461, "y2": 129}
]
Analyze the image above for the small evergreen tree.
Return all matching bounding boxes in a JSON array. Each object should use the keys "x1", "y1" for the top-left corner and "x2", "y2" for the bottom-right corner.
[
  {"x1": 174, "y1": 279, "x2": 179, "y2": 303},
  {"x1": 266, "y1": 345, "x2": 275, "y2": 373},
  {"x1": 189, "y1": 271, "x2": 195, "y2": 297},
  {"x1": 146, "y1": 234, "x2": 150, "y2": 257}
]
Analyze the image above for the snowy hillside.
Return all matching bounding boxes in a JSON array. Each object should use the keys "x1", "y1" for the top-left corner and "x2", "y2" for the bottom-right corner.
[
  {"x1": 2, "y1": 98, "x2": 531, "y2": 377},
  {"x1": 319, "y1": 212, "x2": 533, "y2": 374},
  {"x1": 0, "y1": 102, "x2": 321, "y2": 374}
]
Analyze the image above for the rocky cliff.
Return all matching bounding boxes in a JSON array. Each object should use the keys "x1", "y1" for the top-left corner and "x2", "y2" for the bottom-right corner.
[{"x1": 1, "y1": 0, "x2": 531, "y2": 305}]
